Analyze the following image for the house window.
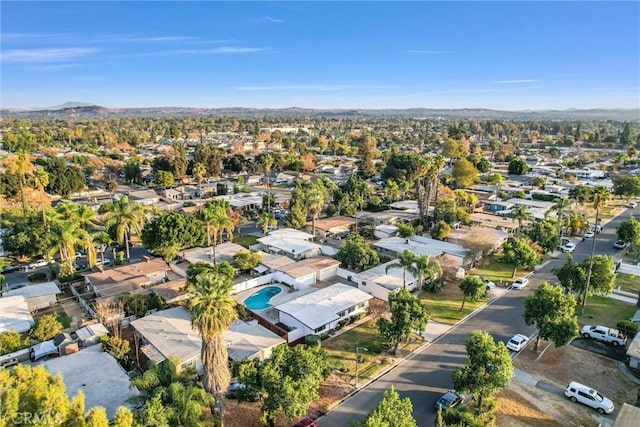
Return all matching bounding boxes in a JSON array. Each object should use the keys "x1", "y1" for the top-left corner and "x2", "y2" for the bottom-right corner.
[
  {"x1": 347, "y1": 307, "x2": 355, "y2": 314},
  {"x1": 314, "y1": 325, "x2": 326, "y2": 333},
  {"x1": 357, "y1": 302, "x2": 367, "y2": 309},
  {"x1": 338, "y1": 310, "x2": 346, "y2": 317},
  {"x1": 361, "y1": 281, "x2": 367, "y2": 286}
]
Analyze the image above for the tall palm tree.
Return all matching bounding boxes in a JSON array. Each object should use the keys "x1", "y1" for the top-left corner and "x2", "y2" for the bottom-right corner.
[
  {"x1": 581, "y1": 185, "x2": 611, "y2": 315},
  {"x1": 385, "y1": 250, "x2": 418, "y2": 289},
  {"x1": 259, "y1": 153, "x2": 275, "y2": 216},
  {"x1": 104, "y1": 196, "x2": 146, "y2": 260},
  {"x1": 5, "y1": 152, "x2": 34, "y2": 214},
  {"x1": 74, "y1": 204, "x2": 99, "y2": 231},
  {"x1": 193, "y1": 162, "x2": 207, "y2": 198},
  {"x1": 188, "y1": 271, "x2": 237, "y2": 426},
  {"x1": 510, "y1": 205, "x2": 533, "y2": 232},
  {"x1": 305, "y1": 187, "x2": 325, "y2": 240},
  {"x1": 414, "y1": 255, "x2": 442, "y2": 290},
  {"x1": 31, "y1": 168, "x2": 49, "y2": 227},
  {"x1": 256, "y1": 211, "x2": 276, "y2": 235},
  {"x1": 46, "y1": 219, "x2": 94, "y2": 271},
  {"x1": 91, "y1": 231, "x2": 112, "y2": 265},
  {"x1": 200, "y1": 202, "x2": 235, "y2": 263}
]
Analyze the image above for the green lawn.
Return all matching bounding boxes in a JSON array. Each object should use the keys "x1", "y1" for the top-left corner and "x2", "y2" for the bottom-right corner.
[
  {"x1": 234, "y1": 235, "x2": 260, "y2": 248},
  {"x1": 471, "y1": 256, "x2": 522, "y2": 283},
  {"x1": 322, "y1": 319, "x2": 422, "y2": 381},
  {"x1": 578, "y1": 295, "x2": 637, "y2": 328},
  {"x1": 56, "y1": 311, "x2": 72, "y2": 329},
  {"x1": 616, "y1": 273, "x2": 640, "y2": 293},
  {"x1": 421, "y1": 293, "x2": 486, "y2": 325}
]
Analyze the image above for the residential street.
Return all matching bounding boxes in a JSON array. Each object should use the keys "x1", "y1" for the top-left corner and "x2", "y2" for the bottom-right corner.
[{"x1": 319, "y1": 206, "x2": 631, "y2": 427}]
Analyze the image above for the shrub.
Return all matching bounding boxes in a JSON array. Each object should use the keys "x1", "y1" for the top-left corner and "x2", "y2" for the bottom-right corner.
[
  {"x1": 617, "y1": 319, "x2": 638, "y2": 337},
  {"x1": 305, "y1": 334, "x2": 321, "y2": 347},
  {"x1": 338, "y1": 319, "x2": 349, "y2": 329},
  {"x1": 350, "y1": 312, "x2": 365, "y2": 323},
  {"x1": 423, "y1": 280, "x2": 444, "y2": 294},
  {"x1": 27, "y1": 272, "x2": 47, "y2": 282},
  {"x1": 30, "y1": 315, "x2": 63, "y2": 342}
]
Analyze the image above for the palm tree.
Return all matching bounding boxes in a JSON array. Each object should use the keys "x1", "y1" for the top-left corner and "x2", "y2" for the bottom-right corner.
[
  {"x1": 259, "y1": 153, "x2": 275, "y2": 216},
  {"x1": 31, "y1": 168, "x2": 49, "y2": 227},
  {"x1": 75, "y1": 204, "x2": 99, "y2": 231},
  {"x1": 305, "y1": 187, "x2": 325, "y2": 240},
  {"x1": 414, "y1": 255, "x2": 442, "y2": 291},
  {"x1": 385, "y1": 250, "x2": 418, "y2": 289},
  {"x1": 46, "y1": 219, "x2": 94, "y2": 271},
  {"x1": 91, "y1": 231, "x2": 112, "y2": 265},
  {"x1": 4, "y1": 152, "x2": 34, "y2": 214},
  {"x1": 188, "y1": 271, "x2": 238, "y2": 426},
  {"x1": 168, "y1": 381, "x2": 214, "y2": 427},
  {"x1": 193, "y1": 162, "x2": 207, "y2": 198},
  {"x1": 581, "y1": 185, "x2": 611, "y2": 315},
  {"x1": 256, "y1": 211, "x2": 276, "y2": 235},
  {"x1": 430, "y1": 155, "x2": 447, "y2": 224},
  {"x1": 510, "y1": 205, "x2": 533, "y2": 232},
  {"x1": 103, "y1": 196, "x2": 146, "y2": 260}
]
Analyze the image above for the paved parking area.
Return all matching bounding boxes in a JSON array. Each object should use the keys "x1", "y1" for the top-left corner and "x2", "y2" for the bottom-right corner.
[{"x1": 571, "y1": 337, "x2": 627, "y2": 361}]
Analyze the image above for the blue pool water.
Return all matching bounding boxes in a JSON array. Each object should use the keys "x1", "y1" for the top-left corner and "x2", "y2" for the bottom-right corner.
[{"x1": 244, "y1": 286, "x2": 283, "y2": 311}]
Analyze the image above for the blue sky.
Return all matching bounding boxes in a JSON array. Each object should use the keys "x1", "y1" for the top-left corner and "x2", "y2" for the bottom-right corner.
[{"x1": 2, "y1": 1, "x2": 639, "y2": 110}]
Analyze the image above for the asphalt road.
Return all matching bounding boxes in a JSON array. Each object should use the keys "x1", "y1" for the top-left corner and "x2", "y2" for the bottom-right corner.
[{"x1": 319, "y1": 206, "x2": 632, "y2": 427}]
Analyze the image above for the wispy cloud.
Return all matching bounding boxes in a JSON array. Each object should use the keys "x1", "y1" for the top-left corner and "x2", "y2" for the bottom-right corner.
[
  {"x1": 118, "y1": 35, "x2": 200, "y2": 43},
  {"x1": 405, "y1": 50, "x2": 451, "y2": 55},
  {"x1": 236, "y1": 84, "x2": 404, "y2": 92},
  {"x1": 249, "y1": 16, "x2": 284, "y2": 24},
  {"x1": 2, "y1": 47, "x2": 100, "y2": 63},
  {"x1": 1, "y1": 32, "x2": 71, "y2": 43},
  {"x1": 111, "y1": 46, "x2": 269, "y2": 59},
  {"x1": 490, "y1": 79, "x2": 541, "y2": 84},
  {"x1": 29, "y1": 63, "x2": 84, "y2": 71}
]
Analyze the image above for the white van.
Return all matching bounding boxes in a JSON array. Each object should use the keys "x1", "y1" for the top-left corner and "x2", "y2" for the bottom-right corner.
[{"x1": 564, "y1": 381, "x2": 614, "y2": 414}]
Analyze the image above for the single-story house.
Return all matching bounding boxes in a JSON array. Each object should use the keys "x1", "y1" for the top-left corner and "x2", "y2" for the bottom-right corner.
[
  {"x1": 84, "y1": 258, "x2": 170, "y2": 299},
  {"x1": 275, "y1": 283, "x2": 372, "y2": 342},
  {"x1": 124, "y1": 189, "x2": 161, "y2": 206},
  {"x1": 469, "y1": 213, "x2": 521, "y2": 233},
  {"x1": 275, "y1": 172, "x2": 296, "y2": 184},
  {"x1": 305, "y1": 216, "x2": 354, "y2": 239},
  {"x1": 505, "y1": 198, "x2": 555, "y2": 219},
  {"x1": 297, "y1": 256, "x2": 340, "y2": 282},
  {"x1": 131, "y1": 306, "x2": 285, "y2": 373},
  {"x1": 257, "y1": 235, "x2": 322, "y2": 260},
  {"x1": 486, "y1": 201, "x2": 515, "y2": 214},
  {"x1": 0, "y1": 295, "x2": 35, "y2": 333},
  {"x1": 375, "y1": 224, "x2": 399, "y2": 240},
  {"x1": 150, "y1": 278, "x2": 189, "y2": 304},
  {"x1": 267, "y1": 228, "x2": 314, "y2": 241},
  {"x1": 373, "y1": 235, "x2": 472, "y2": 267},
  {"x1": 75, "y1": 323, "x2": 110, "y2": 347},
  {"x1": 3, "y1": 281, "x2": 62, "y2": 312},
  {"x1": 179, "y1": 243, "x2": 247, "y2": 269},
  {"x1": 273, "y1": 256, "x2": 341, "y2": 289},
  {"x1": 627, "y1": 332, "x2": 640, "y2": 370},
  {"x1": 39, "y1": 345, "x2": 138, "y2": 419},
  {"x1": 356, "y1": 260, "x2": 420, "y2": 301},
  {"x1": 252, "y1": 251, "x2": 296, "y2": 275},
  {"x1": 447, "y1": 228, "x2": 510, "y2": 256},
  {"x1": 355, "y1": 209, "x2": 420, "y2": 226}
]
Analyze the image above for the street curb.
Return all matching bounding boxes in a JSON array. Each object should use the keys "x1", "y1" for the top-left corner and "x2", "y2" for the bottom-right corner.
[{"x1": 317, "y1": 287, "x2": 513, "y2": 420}]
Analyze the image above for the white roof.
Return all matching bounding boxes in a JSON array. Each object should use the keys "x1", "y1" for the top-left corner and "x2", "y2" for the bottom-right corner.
[
  {"x1": 258, "y1": 236, "x2": 321, "y2": 256},
  {"x1": 75, "y1": 323, "x2": 110, "y2": 341},
  {"x1": 267, "y1": 228, "x2": 314, "y2": 240},
  {"x1": 357, "y1": 260, "x2": 419, "y2": 291},
  {"x1": 275, "y1": 283, "x2": 372, "y2": 330},
  {"x1": 3, "y1": 281, "x2": 61, "y2": 299},
  {"x1": 376, "y1": 224, "x2": 399, "y2": 234},
  {"x1": 0, "y1": 295, "x2": 35, "y2": 333},
  {"x1": 182, "y1": 242, "x2": 246, "y2": 266},
  {"x1": 373, "y1": 236, "x2": 470, "y2": 259},
  {"x1": 505, "y1": 198, "x2": 555, "y2": 210},
  {"x1": 132, "y1": 306, "x2": 285, "y2": 363}
]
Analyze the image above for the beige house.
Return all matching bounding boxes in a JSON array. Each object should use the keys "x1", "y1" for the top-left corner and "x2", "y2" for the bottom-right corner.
[
  {"x1": 3, "y1": 282, "x2": 61, "y2": 312},
  {"x1": 84, "y1": 258, "x2": 170, "y2": 299}
]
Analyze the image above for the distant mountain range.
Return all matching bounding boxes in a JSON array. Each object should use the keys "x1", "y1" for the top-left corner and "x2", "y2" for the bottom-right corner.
[{"x1": 2, "y1": 103, "x2": 638, "y2": 121}]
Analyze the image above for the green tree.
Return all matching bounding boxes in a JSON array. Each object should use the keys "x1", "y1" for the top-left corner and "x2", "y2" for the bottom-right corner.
[
  {"x1": 137, "y1": 394, "x2": 170, "y2": 427},
  {"x1": 414, "y1": 254, "x2": 442, "y2": 289},
  {"x1": 581, "y1": 185, "x2": 610, "y2": 314},
  {"x1": 459, "y1": 276, "x2": 486, "y2": 311},
  {"x1": 236, "y1": 344, "x2": 329, "y2": 427},
  {"x1": 509, "y1": 205, "x2": 533, "y2": 232},
  {"x1": 451, "y1": 158, "x2": 479, "y2": 189},
  {"x1": 553, "y1": 256, "x2": 587, "y2": 297},
  {"x1": 435, "y1": 199, "x2": 457, "y2": 225},
  {"x1": 377, "y1": 289, "x2": 429, "y2": 354},
  {"x1": 256, "y1": 211, "x2": 277, "y2": 235},
  {"x1": 397, "y1": 223, "x2": 415, "y2": 238},
  {"x1": 385, "y1": 250, "x2": 418, "y2": 289},
  {"x1": 581, "y1": 255, "x2": 616, "y2": 296},
  {"x1": 31, "y1": 167, "x2": 50, "y2": 227},
  {"x1": 0, "y1": 330, "x2": 29, "y2": 355},
  {"x1": 155, "y1": 170, "x2": 175, "y2": 189},
  {"x1": 612, "y1": 175, "x2": 640, "y2": 202},
  {"x1": 85, "y1": 406, "x2": 109, "y2": 427},
  {"x1": 526, "y1": 219, "x2": 560, "y2": 253},
  {"x1": 101, "y1": 336, "x2": 131, "y2": 360},
  {"x1": 285, "y1": 188, "x2": 308, "y2": 229},
  {"x1": 113, "y1": 406, "x2": 135, "y2": 427},
  {"x1": 359, "y1": 386, "x2": 417, "y2": 427},
  {"x1": 0, "y1": 209, "x2": 49, "y2": 258},
  {"x1": 523, "y1": 282, "x2": 579, "y2": 352},
  {"x1": 452, "y1": 330, "x2": 513, "y2": 412},
  {"x1": 124, "y1": 158, "x2": 142, "y2": 184},
  {"x1": 44, "y1": 156, "x2": 86, "y2": 198},
  {"x1": 30, "y1": 314, "x2": 63, "y2": 341},
  {"x1": 142, "y1": 212, "x2": 206, "y2": 260},
  {"x1": 431, "y1": 220, "x2": 451, "y2": 241},
  {"x1": 103, "y1": 196, "x2": 146, "y2": 260},
  {"x1": 233, "y1": 250, "x2": 262, "y2": 272},
  {"x1": 501, "y1": 238, "x2": 538, "y2": 276},
  {"x1": 305, "y1": 186, "x2": 326, "y2": 239},
  {"x1": 334, "y1": 234, "x2": 380, "y2": 272},
  {"x1": 617, "y1": 215, "x2": 640, "y2": 248},
  {"x1": 187, "y1": 270, "x2": 238, "y2": 425},
  {"x1": 508, "y1": 157, "x2": 529, "y2": 175},
  {"x1": 357, "y1": 135, "x2": 378, "y2": 178},
  {"x1": 4, "y1": 152, "x2": 34, "y2": 213}
]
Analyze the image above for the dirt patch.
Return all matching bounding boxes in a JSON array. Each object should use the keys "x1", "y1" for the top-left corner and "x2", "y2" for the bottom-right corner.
[{"x1": 496, "y1": 340, "x2": 639, "y2": 426}]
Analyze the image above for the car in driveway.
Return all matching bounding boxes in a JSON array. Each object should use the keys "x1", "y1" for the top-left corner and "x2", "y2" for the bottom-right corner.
[
  {"x1": 480, "y1": 277, "x2": 495, "y2": 290},
  {"x1": 1, "y1": 264, "x2": 21, "y2": 274},
  {"x1": 28, "y1": 259, "x2": 50, "y2": 269},
  {"x1": 511, "y1": 278, "x2": 529, "y2": 289},
  {"x1": 506, "y1": 334, "x2": 530, "y2": 352},
  {"x1": 561, "y1": 242, "x2": 576, "y2": 253},
  {"x1": 564, "y1": 381, "x2": 614, "y2": 414},
  {"x1": 434, "y1": 390, "x2": 464, "y2": 411},
  {"x1": 614, "y1": 240, "x2": 628, "y2": 249}
]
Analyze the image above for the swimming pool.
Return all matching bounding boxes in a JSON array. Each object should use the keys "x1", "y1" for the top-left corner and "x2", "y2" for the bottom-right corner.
[{"x1": 244, "y1": 286, "x2": 283, "y2": 311}]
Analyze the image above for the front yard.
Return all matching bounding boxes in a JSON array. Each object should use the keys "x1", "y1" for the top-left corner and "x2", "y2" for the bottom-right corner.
[
  {"x1": 616, "y1": 273, "x2": 640, "y2": 294},
  {"x1": 578, "y1": 295, "x2": 637, "y2": 327},
  {"x1": 420, "y1": 285, "x2": 487, "y2": 325},
  {"x1": 471, "y1": 255, "x2": 532, "y2": 283},
  {"x1": 234, "y1": 235, "x2": 260, "y2": 248}
]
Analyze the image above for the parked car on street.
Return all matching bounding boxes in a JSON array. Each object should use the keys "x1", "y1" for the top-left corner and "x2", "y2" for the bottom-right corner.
[
  {"x1": 434, "y1": 390, "x2": 464, "y2": 410},
  {"x1": 506, "y1": 334, "x2": 530, "y2": 352},
  {"x1": 564, "y1": 381, "x2": 614, "y2": 414},
  {"x1": 561, "y1": 242, "x2": 576, "y2": 253},
  {"x1": 480, "y1": 277, "x2": 495, "y2": 290},
  {"x1": 628, "y1": 202, "x2": 637, "y2": 209},
  {"x1": 1, "y1": 264, "x2": 20, "y2": 274},
  {"x1": 583, "y1": 231, "x2": 595, "y2": 239},
  {"x1": 96, "y1": 258, "x2": 112, "y2": 267},
  {"x1": 614, "y1": 240, "x2": 628, "y2": 249},
  {"x1": 28, "y1": 259, "x2": 49, "y2": 269},
  {"x1": 511, "y1": 278, "x2": 529, "y2": 289}
]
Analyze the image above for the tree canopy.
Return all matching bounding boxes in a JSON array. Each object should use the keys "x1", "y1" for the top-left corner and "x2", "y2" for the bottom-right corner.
[
  {"x1": 334, "y1": 234, "x2": 380, "y2": 272},
  {"x1": 508, "y1": 157, "x2": 529, "y2": 175},
  {"x1": 142, "y1": 211, "x2": 206, "y2": 258},
  {"x1": 359, "y1": 386, "x2": 417, "y2": 427},
  {"x1": 501, "y1": 238, "x2": 538, "y2": 275},
  {"x1": 377, "y1": 289, "x2": 429, "y2": 354},
  {"x1": 459, "y1": 276, "x2": 486, "y2": 311}
]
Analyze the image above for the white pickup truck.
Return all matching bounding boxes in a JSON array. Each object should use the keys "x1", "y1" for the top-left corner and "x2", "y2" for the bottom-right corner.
[{"x1": 580, "y1": 325, "x2": 627, "y2": 346}]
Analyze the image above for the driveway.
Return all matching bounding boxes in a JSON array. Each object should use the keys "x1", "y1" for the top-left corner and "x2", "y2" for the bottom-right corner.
[{"x1": 570, "y1": 337, "x2": 628, "y2": 362}]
